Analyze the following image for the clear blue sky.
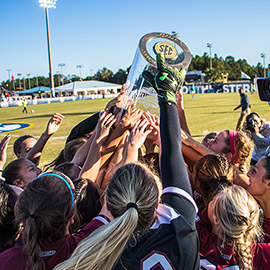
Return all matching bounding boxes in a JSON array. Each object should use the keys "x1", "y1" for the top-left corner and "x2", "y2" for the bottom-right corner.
[{"x1": 1, "y1": 0, "x2": 269, "y2": 82}]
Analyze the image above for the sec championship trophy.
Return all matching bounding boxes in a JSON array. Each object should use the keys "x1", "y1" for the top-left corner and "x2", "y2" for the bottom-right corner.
[{"x1": 121, "y1": 32, "x2": 192, "y2": 113}]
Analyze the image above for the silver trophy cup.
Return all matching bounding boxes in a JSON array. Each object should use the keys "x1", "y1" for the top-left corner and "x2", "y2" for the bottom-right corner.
[{"x1": 121, "y1": 32, "x2": 192, "y2": 114}]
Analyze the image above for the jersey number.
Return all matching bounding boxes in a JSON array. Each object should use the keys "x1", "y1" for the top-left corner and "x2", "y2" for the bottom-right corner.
[{"x1": 141, "y1": 251, "x2": 175, "y2": 270}]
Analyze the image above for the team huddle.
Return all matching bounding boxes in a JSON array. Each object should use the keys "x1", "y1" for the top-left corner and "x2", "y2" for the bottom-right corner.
[{"x1": 0, "y1": 53, "x2": 270, "y2": 270}]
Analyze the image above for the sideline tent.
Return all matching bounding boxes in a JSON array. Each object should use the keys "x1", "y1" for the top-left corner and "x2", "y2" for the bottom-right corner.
[{"x1": 17, "y1": 86, "x2": 51, "y2": 95}]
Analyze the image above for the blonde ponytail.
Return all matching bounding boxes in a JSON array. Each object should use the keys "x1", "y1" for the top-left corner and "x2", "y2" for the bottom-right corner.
[
  {"x1": 56, "y1": 208, "x2": 138, "y2": 270},
  {"x1": 214, "y1": 186, "x2": 260, "y2": 270},
  {"x1": 55, "y1": 163, "x2": 160, "y2": 270}
]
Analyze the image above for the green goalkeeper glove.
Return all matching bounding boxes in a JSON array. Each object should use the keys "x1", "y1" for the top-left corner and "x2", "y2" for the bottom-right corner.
[{"x1": 142, "y1": 53, "x2": 186, "y2": 105}]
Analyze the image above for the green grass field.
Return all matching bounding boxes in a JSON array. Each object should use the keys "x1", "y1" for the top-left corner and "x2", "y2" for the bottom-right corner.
[{"x1": 0, "y1": 93, "x2": 270, "y2": 169}]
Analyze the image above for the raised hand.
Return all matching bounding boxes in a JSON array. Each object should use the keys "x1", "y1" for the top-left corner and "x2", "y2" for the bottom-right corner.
[
  {"x1": 143, "y1": 111, "x2": 160, "y2": 147},
  {"x1": 46, "y1": 113, "x2": 64, "y2": 136},
  {"x1": 0, "y1": 134, "x2": 11, "y2": 170},
  {"x1": 95, "y1": 111, "x2": 116, "y2": 145},
  {"x1": 129, "y1": 118, "x2": 152, "y2": 149},
  {"x1": 119, "y1": 106, "x2": 143, "y2": 130},
  {"x1": 105, "y1": 85, "x2": 126, "y2": 112},
  {"x1": 142, "y1": 53, "x2": 186, "y2": 104}
]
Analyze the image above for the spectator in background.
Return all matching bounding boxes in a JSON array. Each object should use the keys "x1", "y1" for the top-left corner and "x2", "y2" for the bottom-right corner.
[
  {"x1": 245, "y1": 112, "x2": 270, "y2": 166},
  {"x1": 190, "y1": 83, "x2": 196, "y2": 101},
  {"x1": 234, "y1": 88, "x2": 251, "y2": 131}
]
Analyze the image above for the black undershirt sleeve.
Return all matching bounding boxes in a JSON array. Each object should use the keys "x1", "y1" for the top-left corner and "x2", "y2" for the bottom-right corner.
[
  {"x1": 66, "y1": 112, "x2": 100, "y2": 144},
  {"x1": 159, "y1": 102, "x2": 196, "y2": 221}
]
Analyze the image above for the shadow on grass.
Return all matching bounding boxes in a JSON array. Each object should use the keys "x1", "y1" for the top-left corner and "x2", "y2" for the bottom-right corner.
[
  {"x1": 187, "y1": 104, "x2": 234, "y2": 109},
  {"x1": 209, "y1": 111, "x2": 235, "y2": 114},
  {"x1": 9, "y1": 112, "x2": 97, "y2": 121}
]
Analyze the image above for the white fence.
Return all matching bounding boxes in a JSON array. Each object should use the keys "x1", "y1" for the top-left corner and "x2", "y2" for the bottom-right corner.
[{"x1": 0, "y1": 94, "x2": 118, "y2": 108}]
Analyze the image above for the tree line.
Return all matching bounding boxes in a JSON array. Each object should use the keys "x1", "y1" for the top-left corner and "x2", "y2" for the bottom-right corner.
[{"x1": 2, "y1": 53, "x2": 269, "y2": 91}]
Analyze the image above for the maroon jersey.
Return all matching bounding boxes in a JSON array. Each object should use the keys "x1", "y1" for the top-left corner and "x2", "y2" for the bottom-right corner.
[
  {"x1": 262, "y1": 217, "x2": 270, "y2": 243},
  {"x1": 197, "y1": 209, "x2": 270, "y2": 269},
  {"x1": 0, "y1": 216, "x2": 107, "y2": 270}
]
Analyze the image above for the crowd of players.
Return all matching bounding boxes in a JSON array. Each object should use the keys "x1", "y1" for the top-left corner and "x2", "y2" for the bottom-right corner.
[{"x1": 0, "y1": 53, "x2": 270, "y2": 269}]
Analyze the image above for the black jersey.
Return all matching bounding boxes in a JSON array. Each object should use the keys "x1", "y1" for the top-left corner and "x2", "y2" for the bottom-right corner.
[{"x1": 113, "y1": 187, "x2": 200, "y2": 270}]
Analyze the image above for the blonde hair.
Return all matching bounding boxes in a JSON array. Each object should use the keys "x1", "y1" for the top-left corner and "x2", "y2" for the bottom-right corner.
[
  {"x1": 55, "y1": 163, "x2": 161, "y2": 270},
  {"x1": 214, "y1": 186, "x2": 260, "y2": 270}
]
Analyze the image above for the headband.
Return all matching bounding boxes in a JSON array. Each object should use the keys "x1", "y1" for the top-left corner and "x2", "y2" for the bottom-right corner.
[
  {"x1": 229, "y1": 130, "x2": 239, "y2": 165},
  {"x1": 36, "y1": 173, "x2": 74, "y2": 209}
]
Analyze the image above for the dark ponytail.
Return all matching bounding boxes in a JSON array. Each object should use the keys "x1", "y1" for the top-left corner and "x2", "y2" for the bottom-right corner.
[{"x1": 15, "y1": 172, "x2": 75, "y2": 270}]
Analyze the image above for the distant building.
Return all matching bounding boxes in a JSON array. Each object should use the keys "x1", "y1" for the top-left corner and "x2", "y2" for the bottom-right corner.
[
  {"x1": 17, "y1": 81, "x2": 122, "y2": 97},
  {"x1": 55, "y1": 81, "x2": 122, "y2": 96}
]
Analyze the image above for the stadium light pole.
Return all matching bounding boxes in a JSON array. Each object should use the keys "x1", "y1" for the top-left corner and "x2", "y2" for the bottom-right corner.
[
  {"x1": 76, "y1": 65, "x2": 83, "y2": 79},
  {"x1": 207, "y1": 43, "x2": 212, "y2": 70},
  {"x1": 261, "y1": 53, "x2": 266, "y2": 77},
  {"x1": 56, "y1": 71, "x2": 61, "y2": 86},
  {"x1": 39, "y1": 0, "x2": 56, "y2": 97},
  {"x1": 26, "y1": 73, "x2": 31, "y2": 89},
  {"x1": 58, "y1": 63, "x2": 65, "y2": 84},
  {"x1": 7, "y1": 69, "x2": 11, "y2": 90},
  {"x1": 23, "y1": 76, "x2": 26, "y2": 90},
  {"x1": 17, "y1": 73, "x2": 22, "y2": 91}
]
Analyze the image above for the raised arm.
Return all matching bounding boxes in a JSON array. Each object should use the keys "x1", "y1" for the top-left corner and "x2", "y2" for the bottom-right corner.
[
  {"x1": 99, "y1": 106, "x2": 143, "y2": 168},
  {"x1": 142, "y1": 53, "x2": 197, "y2": 221},
  {"x1": 143, "y1": 111, "x2": 160, "y2": 154},
  {"x1": 176, "y1": 89, "x2": 191, "y2": 136},
  {"x1": 79, "y1": 112, "x2": 116, "y2": 182},
  {"x1": 66, "y1": 86, "x2": 126, "y2": 144},
  {"x1": 123, "y1": 118, "x2": 152, "y2": 164},
  {"x1": 71, "y1": 131, "x2": 96, "y2": 167},
  {"x1": 100, "y1": 130, "x2": 129, "y2": 190},
  {"x1": 26, "y1": 113, "x2": 64, "y2": 165},
  {"x1": 181, "y1": 130, "x2": 214, "y2": 159},
  {"x1": 0, "y1": 134, "x2": 10, "y2": 172}
]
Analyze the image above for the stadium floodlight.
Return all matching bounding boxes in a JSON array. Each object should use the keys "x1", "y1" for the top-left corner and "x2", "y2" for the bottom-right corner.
[
  {"x1": 261, "y1": 53, "x2": 266, "y2": 77},
  {"x1": 58, "y1": 63, "x2": 66, "y2": 84},
  {"x1": 39, "y1": 0, "x2": 57, "y2": 9},
  {"x1": 39, "y1": 0, "x2": 56, "y2": 97},
  {"x1": 207, "y1": 43, "x2": 212, "y2": 70},
  {"x1": 76, "y1": 65, "x2": 84, "y2": 78}
]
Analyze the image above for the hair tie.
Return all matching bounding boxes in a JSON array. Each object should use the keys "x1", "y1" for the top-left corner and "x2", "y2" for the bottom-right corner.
[
  {"x1": 36, "y1": 173, "x2": 74, "y2": 209},
  {"x1": 28, "y1": 214, "x2": 36, "y2": 219},
  {"x1": 219, "y1": 176, "x2": 228, "y2": 182},
  {"x1": 127, "y1": 202, "x2": 138, "y2": 211},
  {"x1": 229, "y1": 130, "x2": 239, "y2": 165}
]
